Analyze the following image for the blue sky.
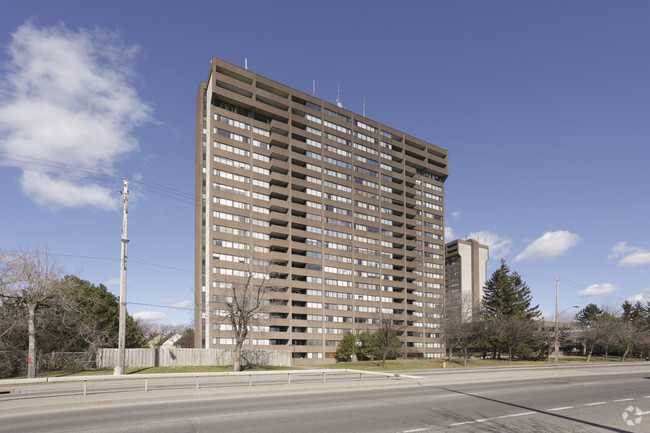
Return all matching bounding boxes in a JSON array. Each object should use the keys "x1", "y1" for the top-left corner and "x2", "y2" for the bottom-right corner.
[{"x1": 1, "y1": 1, "x2": 648, "y2": 325}]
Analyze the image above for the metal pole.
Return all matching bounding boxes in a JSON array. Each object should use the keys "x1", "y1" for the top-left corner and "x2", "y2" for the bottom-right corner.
[
  {"x1": 145, "y1": 378, "x2": 148, "y2": 392},
  {"x1": 554, "y1": 278, "x2": 559, "y2": 363},
  {"x1": 115, "y1": 176, "x2": 129, "y2": 375},
  {"x1": 83, "y1": 380, "x2": 87, "y2": 396}
]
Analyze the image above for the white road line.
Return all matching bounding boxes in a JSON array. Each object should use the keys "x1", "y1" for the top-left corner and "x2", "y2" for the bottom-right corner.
[
  {"x1": 162, "y1": 409, "x2": 289, "y2": 424},
  {"x1": 449, "y1": 412, "x2": 539, "y2": 427},
  {"x1": 548, "y1": 406, "x2": 573, "y2": 411},
  {"x1": 585, "y1": 402, "x2": 607, "y2": 406},
  {"x1": 402, "y1": 428, "x2": 430, "y2": 433},
  {"x1": 497, "y1": 411, "x2": 536, "y2": 419},
  {"x1": 613, "y1": 398, "x2": 634, "y2": 402}
]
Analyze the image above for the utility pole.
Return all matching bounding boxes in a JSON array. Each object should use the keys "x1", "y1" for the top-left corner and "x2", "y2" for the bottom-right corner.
[
  {"x1": 114, "y1": 176, "x2": 129, "y2": 375},
  {"x1": 554, "y1": 278, "x2": 559, "y2": 363}
]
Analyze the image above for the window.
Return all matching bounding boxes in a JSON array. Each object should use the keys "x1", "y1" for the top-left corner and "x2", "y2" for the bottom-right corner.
[
  {"x1": 323, "y1": 108, "x2": 350, "y2": 123},
  {"x1": 354, "y1": 166, "x2": 378, "y2": 177},
  {"x1": 215, "y1": 114, "x2": 250, "y2": 130},
  {"x1": 214, "y1": 169, "x2": 249, "y2": 183},
  {"x1": 324, "y1": 143, "x2": 351, "y2": 158},
  {"x1": 324, "y1": 120, "x2": 351, "y2": 135},
  {"x1": 253, "y1": 126, "x2": 270, "y2": 137},
  {"x1": 213, "y1": 225, "x2": 249, "y2": 236},
  {"x1": 215, "y1": 129, "x2": 249, "y2": 143},
  {"x1": 324, "y1": 167, "x2": 351, "y2": 181},
  {"x1": 214, "y1": 141, "x2": 249, "y2": 156},
  {"x1": 212, "y1": 211, "x2": 249, "y2": 223},
  {"x1": 253, "y1": 153, "x2": 270, "y2": 163},
  {"x1": 306, "y1": 126, "x2": 322, "y2": 136},
  {"x1": 353, "y1": 141, "x2": 379, "y2": 156},
  {"x1": 213, "y1": 197, "x2": 249, "y2": 210},
  {"x1": 307, "y1": 138, "x2": 321, "y2": 148},
  {"x1": 355, "y1": 121, "x2": 377, "y2": 133},
  {"x1": 355, "y1": 131, "x2": 377, "y2": 144},
  {"x1": 213, "y1": 155, "x2": 250, "y2": 170},
  {"x1": 213, "y1": 239, "x2": 249, "y2": 249},
  {"x1": 213, "y1": 183, "x2": 249, "y2": 197}
]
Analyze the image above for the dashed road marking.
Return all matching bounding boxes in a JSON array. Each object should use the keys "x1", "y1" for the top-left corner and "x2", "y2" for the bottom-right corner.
[
  {"x1": 497, "y1": 411, "x2": 536, "y2": 419},
  {"x1": 585, "y1": 402, "x2": 607, "y2": 406},
  {"x1": 402, "y1": 428, "x2": 430, "y2": 432},
  {"x1": 613, "y1": 398, "x2": 634, "y2": 402},
  {"x1": 548, "y1": 406, "x2": 573, "y2": 411}
]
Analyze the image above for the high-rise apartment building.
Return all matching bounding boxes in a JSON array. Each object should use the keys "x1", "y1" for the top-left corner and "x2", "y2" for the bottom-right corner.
[
  {"x1": 195, "y1": 57, "x2": 449, "y2": 362},
  {"x1": 444, "y1": 239, "x2": 489, "y2": 322}
]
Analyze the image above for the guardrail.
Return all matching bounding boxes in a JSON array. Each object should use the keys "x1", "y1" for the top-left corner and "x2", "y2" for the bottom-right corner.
[{"x1": 0, "y1": 369, "x2": 422, "y2": 397}]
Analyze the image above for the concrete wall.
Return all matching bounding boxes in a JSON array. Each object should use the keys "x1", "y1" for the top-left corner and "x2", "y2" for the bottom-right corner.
[{"x1": 96, "y1": 348, "x2": 291, "y2": 369}]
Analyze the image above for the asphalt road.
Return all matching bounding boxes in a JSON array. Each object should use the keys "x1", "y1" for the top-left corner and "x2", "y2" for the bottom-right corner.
[{"x1": 1, "y1": 364, "x2": 649, "y2": 432}]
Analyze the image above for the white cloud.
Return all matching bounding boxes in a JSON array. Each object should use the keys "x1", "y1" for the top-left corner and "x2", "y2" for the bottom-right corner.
[
  {"x1": 609, "y1": 241, "x2": 636, "y2": 259},
  {"x1": 628, "y1": 287, "x2": 650, "y2": 303},
  {"x1": 540, "y1": 311, "x2": 554, "y2": 321},
  {"x1": 105, "y1": 278, "x2": 121, "y2": 287},
  {"x1": 173, "y1": 300, "x2": 193, "y2": 309},
  {"x1": 133, "y1": 311, "x2": 168, "y2": 322},
  {"x1": 609, "y1": 242, "x2": 650, "y2": 267},
  {"x1": 0, "y1": 21, "x2": 151, "y2": 210},
  {"x1": 445, "y1": 226, "x2": 456, "y2": 241},
  {"x1": 578, "y1": 283, "x2": 620, "y2": 297},
  {"x1": 466, "y1": 231, "x2": 512, "y2": 259},
  {"x1": 451, "y1": 211, "x2": 461, "y2": 219},
  {"x1": 514, "y1": 230, "x2": 580, "y2": 262}
]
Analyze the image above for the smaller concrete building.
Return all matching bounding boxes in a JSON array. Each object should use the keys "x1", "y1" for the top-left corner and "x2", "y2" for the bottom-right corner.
[{"x1": 445, "y1": 239, "x2": 489, "y2": 322}]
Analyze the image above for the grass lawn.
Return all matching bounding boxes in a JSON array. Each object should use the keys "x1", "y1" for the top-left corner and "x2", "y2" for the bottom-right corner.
[
  {"x1": 3, "y1": 356, "x2": 644, "y2": 379},
  {"x1": 308, "y1": 355, "x2": 646, "y2": 371},
  {"x1": 8, "y1": 365, "x2": 292, "y2": 379}
]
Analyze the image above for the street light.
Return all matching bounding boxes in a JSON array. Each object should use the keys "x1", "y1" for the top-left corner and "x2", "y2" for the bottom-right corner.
[{"x1": 554, "y1": 278, "x2": 579, "y2": 363}]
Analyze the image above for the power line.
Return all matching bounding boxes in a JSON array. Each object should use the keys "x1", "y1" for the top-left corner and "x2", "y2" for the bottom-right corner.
[
  {"x1": 1, "y1": 250, "x2": 195, "y2": 275},
  {"x1": 0, "y1": 150, "x2": 119, "y2": 178},
  {"x1": 0, "y1": 150, "x2": 199, "y2": 207},
  {"x1": 127, "y1": 301, "x2": 196, "y2": 311}
]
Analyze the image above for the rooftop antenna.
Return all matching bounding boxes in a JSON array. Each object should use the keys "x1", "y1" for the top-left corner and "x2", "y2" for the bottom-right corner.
[
  {"x1": 363, "y1": 97, "x2": 366, "y2": 117},
  {"x1": 313, "y1": 80, "x2": 316, "y2": 96},
  {"x1": 245, "y1": 58, "x2": 248, "y2": 70},
  {"x1": 336, "y1": 82, "x2": 343, "y2": 108}
]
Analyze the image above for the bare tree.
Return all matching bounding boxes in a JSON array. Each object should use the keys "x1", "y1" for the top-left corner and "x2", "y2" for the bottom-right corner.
[
  {"x1": 443, "y1": 298, "x2": 480, "y2": 366},
  {"x1": 137, "y1": 320, "x2": 186, "y2": 348},
  {"x1": 618, "y1": 321, "x2": 637, "y2": 362},
  {"x1": 212, "y1": 258, "x2": 282, "y2": 371},
  {"x1": 370, "y1": 313, "x2": 404, "y2": 367},
  {"x1": 496, "y1": 316, "x2": 537, "y2": 363},
  {"x1": 0, "y1": 248, "x2": 62, "y2": 378}
]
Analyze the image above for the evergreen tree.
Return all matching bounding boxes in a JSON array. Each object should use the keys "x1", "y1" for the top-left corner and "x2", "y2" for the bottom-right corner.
[
  {"x1": 482, "y1": 259, "x2": 540, "y2": 320},
  {"x1": 336, "y1": 332, "x2": 357, "y2": 361}
]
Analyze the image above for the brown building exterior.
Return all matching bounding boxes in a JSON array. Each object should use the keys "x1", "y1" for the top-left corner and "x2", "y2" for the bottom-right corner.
[
  {"x1": 444, "y1": 239, "x2": 489, "y2": 323},
  {"x1": 195, "y1": 57, "x2": 449, "y2": 362}
]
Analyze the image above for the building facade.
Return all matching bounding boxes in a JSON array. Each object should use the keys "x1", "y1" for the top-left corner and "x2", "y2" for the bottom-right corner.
[
  {"x1": 195, "y1": 57, "x2": 449, "y2": 362},
  {"x1": 444, "y1": 239, "x2": 489, "y2": 322}
]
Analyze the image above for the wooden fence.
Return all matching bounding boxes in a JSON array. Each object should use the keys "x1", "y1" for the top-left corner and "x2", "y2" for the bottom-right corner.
[{"x1": 96, "y1": 348, "x2": 291, "y2": 369}]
